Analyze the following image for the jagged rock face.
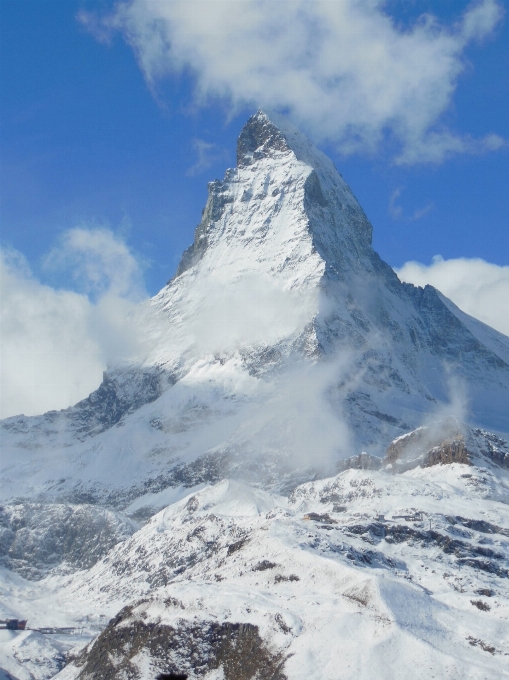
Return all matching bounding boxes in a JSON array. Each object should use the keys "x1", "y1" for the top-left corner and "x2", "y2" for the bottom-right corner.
[
  {"x1": 237, "y1": 111, "x2": 290, "y2": 166},
  {"x1": 421, "y1": 437, "x2": 471, "y2": 468},
  {"x1": 0, "y1": 503, "x2": 135, "y2": 580},
  {"x1": 384, "y1": 419, "x2": 509, "y2": 473},
  {"x1": 385, "y1": 419, "x2": 470, "y2": 470},
  {"x1": 66, "y1": 601, "x2": 286, "y2": 680}
]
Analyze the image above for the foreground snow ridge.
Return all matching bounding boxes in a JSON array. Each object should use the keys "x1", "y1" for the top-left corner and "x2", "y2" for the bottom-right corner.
[
  {"x1": 1, "y1": 443, "x2": 509, "y2": 680},
  {"x1": 14, "y1": 461, "x2": 509, "y2": 680}
]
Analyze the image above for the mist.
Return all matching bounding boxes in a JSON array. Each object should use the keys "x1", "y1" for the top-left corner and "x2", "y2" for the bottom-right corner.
[{"x1": 0, "y1": 229, "x2": 148, "y2": 419}]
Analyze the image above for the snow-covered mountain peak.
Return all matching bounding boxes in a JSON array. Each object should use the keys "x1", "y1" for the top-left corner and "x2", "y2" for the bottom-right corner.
[
  {"x1": 236, "y1": 109, "x2": 344, "y2": 184},
  {"x1": 236, "y1": 109, "x2": 291, "y2": 167},
  {"x1": 1, "y1": 111, "x2": 508, "y2": 519},
  {"x1": 172, "y1": 110, "x2": 373, "y2": 285}
]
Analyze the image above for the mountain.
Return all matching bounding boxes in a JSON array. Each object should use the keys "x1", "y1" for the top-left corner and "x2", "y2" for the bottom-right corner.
[
  {"x1": 1, "y1": 110, "x2": 508, "y2": 513},
  {"x1": 1, "y1": 110, "x2": 509, "y2": 679}
]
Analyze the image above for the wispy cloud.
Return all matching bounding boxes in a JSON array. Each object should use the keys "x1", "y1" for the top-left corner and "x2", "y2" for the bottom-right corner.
[
  {"x1": 388, "y1": 187, "x2": 434, "y2": 221},
  {"x1": 395, "y1": 255, "x2": 509, "y2": 336},
  {"x1": 388, "y1": 188, "x2": 404, "y2": 220},
  {"x1": 81, "y1": 0, "x2": 506, "y2": 164},
  {"x1": 186, "y1": 139, "x2": 228, "y2": 177}
]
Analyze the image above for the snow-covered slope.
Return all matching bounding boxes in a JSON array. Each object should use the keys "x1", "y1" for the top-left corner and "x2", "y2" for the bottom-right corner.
[
  {"x1": 1, "y1": 418, "x2": 509, "y2": 679},
  {"x1": 1, "y1": 456, "x2": 505, "y2": 680}
]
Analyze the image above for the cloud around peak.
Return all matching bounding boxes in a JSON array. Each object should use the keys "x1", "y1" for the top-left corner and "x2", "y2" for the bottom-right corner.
[{"x1": 81, "y1": 0, "x2": 506, "y2": 164}]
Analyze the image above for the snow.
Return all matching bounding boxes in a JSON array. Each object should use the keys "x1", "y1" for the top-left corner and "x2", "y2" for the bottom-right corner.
[
  {"x1": 50, "y1": 463, "x2": 509, "y2": 678},
  {"x1": 1, "y1": 459, "x2": 509, "y2": 678}
]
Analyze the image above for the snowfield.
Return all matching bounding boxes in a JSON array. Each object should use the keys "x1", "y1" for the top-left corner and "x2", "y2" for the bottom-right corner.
[{"x1": 2, "y1": 459, "x2": 509, "y2": 679}]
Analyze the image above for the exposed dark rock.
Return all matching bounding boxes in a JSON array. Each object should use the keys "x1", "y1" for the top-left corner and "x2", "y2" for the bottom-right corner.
[
  {"x1": 467, "y1": 636, "x2": 497, "y2": 654},
  {"x1": 422, "y1": 438, "x2": 472, "y2": 467},
  {"x1": 237, "y1": 110, "x2": 289, "y2": 167},
  {"x1": 384, "y1": 420, "x2": 509, "y2": 473},
  {"x1": 336, "y1": 452, "x2": 382, "y2": 473},
  {"x1": 470, "y1": 599, "x2": 490, "y2": 612},
  {"x1": 447, "y1": 515, "x2": 509, "y2": 537},
  {"x1": 304, "y1": 170, "x2": 327, "y2": 208},
  {"x1": 475, "y1": 588, "x2": 494, "y2": 597},
  {"x1": 227, "y1": 538, "x2": 248, "y2": 556},
  {"x1": 303, "y1": 512, "x2": 337, "y2": 524},
  {"x1": 343, "y1": 521, "x2": 509, "y2": 578},
  {"x1": 472, "y1": 429, "x2": 509, "y2": 469},
  {"x1": 275, "y1": 574, "x2": 300, "y2": 583},
  {"x1": 253, "y1": 560, "x2": 277, "y2": 571},
  {"x1": 68, "y1": 601, "x2": 287, "y2": 680},
  {"x1": 384, "y1": 418, "x2": 471, "y2": 471}
]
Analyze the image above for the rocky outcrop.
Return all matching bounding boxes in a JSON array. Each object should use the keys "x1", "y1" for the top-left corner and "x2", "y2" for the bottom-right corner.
[
  {"x1": 384, "y1": 418, "x2": 509, "y2": 472},
  {"x1": 236, "y1": 110, "x2": 290, "y2": 167},
  {"x1": 385, "y1": 421, "x2": 471, "y2": 472},
  {"x1": 66, "y1": 600, "x2": 287, "y2": 680},
  {"x1": 336, "y1": 452, "x2": 383, "y2": 473}
]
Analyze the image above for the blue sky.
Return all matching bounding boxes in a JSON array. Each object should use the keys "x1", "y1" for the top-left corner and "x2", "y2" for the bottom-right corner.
[
  {"x1": 1, "y1": 0, "x2": 509, "y2": 416},
  {"x1": 2, "y1": 0, "x2": 508, "y2": 293}
]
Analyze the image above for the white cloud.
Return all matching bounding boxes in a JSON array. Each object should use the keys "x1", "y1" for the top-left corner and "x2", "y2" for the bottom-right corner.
[
  {"x1": 44, "y1": 227, "x2": 146, "y2": 300},
  {"x1": 0, "y1": 230, "x2": 148, "y2": 419},
  {"x1": 86, "y1": 0, "x2": 506, "y2": 164},
  {"x1": 187, "y1": 272, "x2": 318, "y2": 355},
  {"x1": 395, "y1": 256, "x2": 509, "y2": 336}
]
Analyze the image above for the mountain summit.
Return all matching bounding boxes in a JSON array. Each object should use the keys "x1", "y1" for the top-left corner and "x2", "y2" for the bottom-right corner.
[
  {"x1": 174, "y1": 109, "x2": 373, "y2": 283},
  {"x1": 1, "y1": 111, "x2": 509, "y2": 506}
]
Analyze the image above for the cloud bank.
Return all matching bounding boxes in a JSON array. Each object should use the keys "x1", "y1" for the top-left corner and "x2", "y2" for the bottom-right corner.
[
  {"x1": 0, "y1": 229, "x2": 147, "y2": 419},
  {"x1": 84, "y1": 0, "x2": 506, "y2": 163},
  {"x1": 395, "y1": 255, "x2": 509, "y2": 337}
]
